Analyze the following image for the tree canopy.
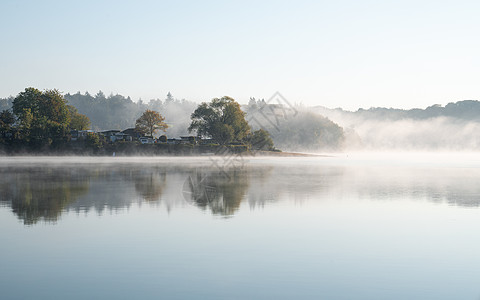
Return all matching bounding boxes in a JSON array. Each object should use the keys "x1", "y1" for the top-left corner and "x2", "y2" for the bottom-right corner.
[
  {"x1": 63, "y1": 91, "x2": 196, "y2": 137},
  {"x1": 247, "y1": 129, "x2": 274, "y2": 150},
  {"x1": 0, "y1": 87, "x2": 92, "y2": 150},
  {"x1": 0, "y1": 110, "x2": 15, "y2": 143},
  {"x1": 135, "y1": 109, "x2": 168, "y2": 137},
  {"x1": 68, "y1": 105, "x2": 90, "y2": 130},
  {"x1": 188, "y1": 96, "x2": 250, "y2": 144},
  {"x1": 12, "y1": 88, "x2": 73, "y2": 147}
]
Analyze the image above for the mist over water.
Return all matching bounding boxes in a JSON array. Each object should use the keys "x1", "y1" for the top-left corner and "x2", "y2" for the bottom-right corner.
[
  {"x1": 315, "y1": 107, "x2": 480, "y2": 151},
  {"x1": 1, "y1": 154, "x2": 480, "y2": 224},
  {"x1": 244, "y1": 101, "x2": 480, "y2": 152},
  {"x1": 349, "y1": 117, "x2": 480, "y2": 150},
  {"x1": 306, "y1": 100, "x2": 480, "y2": 152},
  {"x1": 2, "y1": 155, "x2": 480, "y2": 299}
]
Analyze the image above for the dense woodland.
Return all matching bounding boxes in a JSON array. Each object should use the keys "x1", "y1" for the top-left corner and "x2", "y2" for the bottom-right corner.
[{"x1": 64, "y1": 91, "x2": 197, "y2": 138}]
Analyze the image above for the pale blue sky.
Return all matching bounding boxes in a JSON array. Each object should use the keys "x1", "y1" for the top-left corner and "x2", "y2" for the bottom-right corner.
[{"x1": 1, "y1": 0, "x2": 479, "y2": 110}]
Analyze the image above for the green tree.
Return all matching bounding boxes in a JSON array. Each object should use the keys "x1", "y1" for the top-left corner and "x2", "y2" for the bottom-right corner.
[
  {"x1": 247, "y1": 129, "x2": 274, "y2": 150},
  {"x1": 0, "y1": 110, "x2": 15, "y2": 143},
  {"x1": 17, "y1": 108, "x2": 33, "y2": 142},
  {"x1": 135, "y1": 109, "x2": 168, "y2": 137},
  {"x1": 12, "y1": 88, "x2": 42, "y2": 121},
  {"x1": 12, "y1": 88, "x2": 71, "y2": 146},
  {"x1": 85, "y1": 132, "x2": 101, "y2": 150},
  {"x1": 188, "y1": 96, "x2": 250, "y2": 144},
  {"x1": 67, "y1": 105, "x2": 90, "y2": 130}
]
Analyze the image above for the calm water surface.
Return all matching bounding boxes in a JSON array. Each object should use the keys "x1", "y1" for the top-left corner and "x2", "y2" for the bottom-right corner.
[{"x1": 1, "y1": 154, "x2": 480, "y2": 299}]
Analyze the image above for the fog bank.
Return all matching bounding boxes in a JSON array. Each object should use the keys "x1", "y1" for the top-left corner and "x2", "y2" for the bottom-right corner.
[{"x1": 315, "y1": 105, "x2": 480, "y2": 151}]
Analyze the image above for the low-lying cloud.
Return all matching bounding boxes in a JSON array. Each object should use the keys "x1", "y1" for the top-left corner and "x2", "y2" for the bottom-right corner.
[{"x1": 316, "y1": 107, "x2": 480, "y2": 151}]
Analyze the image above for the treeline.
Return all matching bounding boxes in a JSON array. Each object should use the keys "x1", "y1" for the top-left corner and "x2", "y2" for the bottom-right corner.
[
  {"x1": 314, "y1": 100, "x2": 480, "y2": 150},
  {"x1": 245, "y1": 98, "x2": 345, "y2": 151},
  {"x1": 314, "y1": 100, "x2": 480, "y2": 121},
  {"x1": 0, "y1": 88, "x2": 90, "y2": 152},
  {"x1": 64, "y1": 91, "x2": 197, "y2": 138},
  {"x1": 0, "y1": 96, "x2": 13, "y2": 112},
  {"x1": 0, "y1": 91, "x2": 196, "y2": 135}
]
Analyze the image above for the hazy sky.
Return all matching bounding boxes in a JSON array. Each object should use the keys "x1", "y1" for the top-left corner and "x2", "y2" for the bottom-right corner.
[{"x1": 1, "y1": 0, "x2": 479, "y2": 110}]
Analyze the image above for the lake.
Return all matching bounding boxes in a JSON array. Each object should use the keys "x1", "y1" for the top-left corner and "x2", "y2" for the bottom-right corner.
[{"x1": 1, "y1": 154, "x2": 480, "y2": 299}]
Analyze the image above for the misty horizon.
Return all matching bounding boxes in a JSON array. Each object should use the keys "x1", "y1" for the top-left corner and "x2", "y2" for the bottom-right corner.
[
  {"x1": 4, "y1": 89, "x2": 480, "y2": 111},
  {"x1": 4, "y1": 90, "x2": 480, "y2": 152}
]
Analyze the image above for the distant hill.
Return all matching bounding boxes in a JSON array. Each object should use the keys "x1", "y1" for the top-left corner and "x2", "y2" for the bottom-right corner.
[
  {"x1": 244, "y1": 99, "x2": 345, "y2": 151},
  {"x1": 313, "y1": 100, "x2": 480, "y2": 121},
  {"x1": 312, "y1": 100, "x2": 480, "y2": 151}
]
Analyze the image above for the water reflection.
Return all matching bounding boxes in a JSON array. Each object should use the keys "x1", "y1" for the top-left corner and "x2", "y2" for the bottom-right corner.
[
  {"x1": 1, "y1": 157, "x2": 480, "y2": 225},
  {"x1": 183, "y1": 168, "x2": 250, "y2": 216},
  {"x1": 0, "y1": 166, "x2": 90, "y2": 224},
  {"x1": 133, "y1": 169, "x2": 167, "y2": 202}
]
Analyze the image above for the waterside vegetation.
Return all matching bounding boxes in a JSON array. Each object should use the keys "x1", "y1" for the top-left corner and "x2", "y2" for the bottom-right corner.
[{"x1": 0, "y1": 88, "x2": 284, "y2": 155}]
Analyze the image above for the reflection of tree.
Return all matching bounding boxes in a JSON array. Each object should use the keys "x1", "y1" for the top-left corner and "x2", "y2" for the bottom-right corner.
[
  {"x1": 0, "y1": 167, "x2": 90, "y2": 225},
  {"x1": 68, "y1": 166, "x2": 167, "y2": 213},
  {"x1": 183, "y1": 170, "x2": 218, "y2": 207},
  {"x1": 133, "y1": 169, "x2": 167, "y2": 202},
  {"x1": 245, "y1": 166, "x2": 276, "y2": 209},
  {"x1": 183, "y1": 169, "x2": 250, "y2": 216}
]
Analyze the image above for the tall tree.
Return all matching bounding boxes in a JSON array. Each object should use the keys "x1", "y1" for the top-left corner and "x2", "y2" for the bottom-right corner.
[
  {"x1": 188, "y1": 96, "x2": 250, "y2": 144},
  {"x1": 135, "y1": 109, "x2": 168, "y2": 137},
  {"x1": 12, "y1": 88, "x2": 71, "y2": 146}
]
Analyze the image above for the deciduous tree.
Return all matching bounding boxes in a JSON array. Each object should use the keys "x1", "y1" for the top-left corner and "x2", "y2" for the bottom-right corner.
[
  {"x1": 135, "y1": 109, "x2": 168, "y2": 137},
  {"x1": 67, "y1": 105, "x2": 90, "y2": 130},
  {"x1": 188, "y1": 96, "x2": 250, "y2": 144},
  {"x1": 247, "y1": 129, "x2": 274, "y2": 150},
  {"x1": 12, "y1": 88, "x2": 71, "y2": 146}
]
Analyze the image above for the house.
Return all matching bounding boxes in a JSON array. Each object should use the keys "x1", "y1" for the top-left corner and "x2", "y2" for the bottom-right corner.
[
  {"x1": 139, "y1": 136, "x2": 155, "y2": 144},
  {"x1": 99, "y1": 130, "x2": 129, "y2": 142},
  {"x1": 100, "y1": 130, "x2": 120, "y2": 136},
  {"x1": 113, "y1": 132, "x2": 130, "y2": 142},
  {"x1": 122, "y1": 128, "x2": 144, "y2": 141},
  {"x1": 100, "y1": 130, "x2": 120, "y2": 141},
  {"x1": 70, "y1": 130, "x2": 94, "y2": 141}
]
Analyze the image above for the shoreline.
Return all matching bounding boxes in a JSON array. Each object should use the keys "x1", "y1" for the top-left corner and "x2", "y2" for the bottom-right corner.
[
  {"x1": 248, "y1": 150, "x2": 327, "y2": 157},
  {"x1": 0, "y1": 153, "x2": 324, "y2": 158},
  {"x1": 0, "y1": 150, "x2": 327, "y2": 160}
]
